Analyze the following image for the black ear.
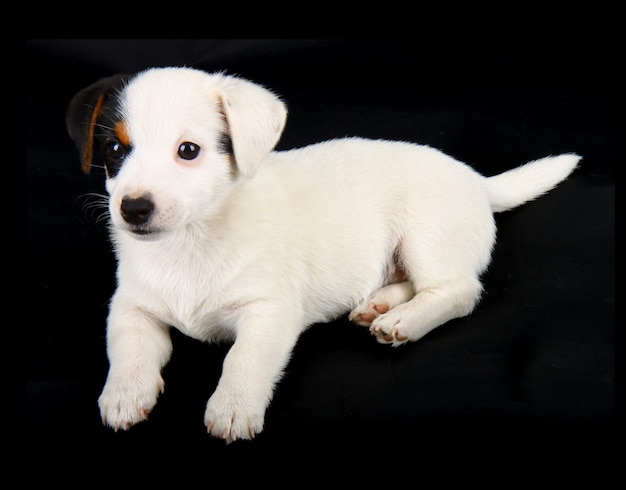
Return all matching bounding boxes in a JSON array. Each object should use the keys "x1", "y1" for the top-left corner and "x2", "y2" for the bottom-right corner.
[{"x1": 66, "y1": 74, "x2": 129, "y2": 173}]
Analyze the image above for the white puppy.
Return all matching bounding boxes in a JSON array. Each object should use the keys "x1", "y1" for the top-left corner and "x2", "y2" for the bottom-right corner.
[{"x1": 66, "y1": 67, "x2": 579, "y2": 442}]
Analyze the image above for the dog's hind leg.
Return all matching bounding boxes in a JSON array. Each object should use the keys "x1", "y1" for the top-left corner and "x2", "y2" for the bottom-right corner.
[
  {"x1": 368, "y1": 275, "x2": 482, "y2": 346},
  {"x1": 366, "y1": 206, "x2": 495, "y2": 347}
]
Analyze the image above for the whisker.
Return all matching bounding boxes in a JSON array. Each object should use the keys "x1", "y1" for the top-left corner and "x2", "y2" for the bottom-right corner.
[
  {"x1": 76, "y1": 192, "x2": 110, "y2": 223},
  {"x1": 95, "y1": 211, "x2": 111, "y2": 224}
]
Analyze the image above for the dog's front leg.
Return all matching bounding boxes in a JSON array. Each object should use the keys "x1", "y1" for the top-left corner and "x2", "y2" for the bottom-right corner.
[
  {"x1": 98, "y1": 292, "x2": 172, "y2": 431},
  {"x1": 205, "y1": 303, "x2": 302, "y2": 443}
]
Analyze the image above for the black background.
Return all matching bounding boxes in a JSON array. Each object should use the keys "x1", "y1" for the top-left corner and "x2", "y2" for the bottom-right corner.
[{"x1": 27, "y1": 39, "x2": 614, "y2": 475}]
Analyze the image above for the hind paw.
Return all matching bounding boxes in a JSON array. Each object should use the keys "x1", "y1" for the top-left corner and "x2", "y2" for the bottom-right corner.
[
  {"x1": 349, "y1": 281, "x2": 415, "y2": 328},
  {"x1": 369, "y1": 316, "x2": 410, "y2": 347},
  {"x1": 349, "y1": 302, "x2": 390, "y2": 327}
]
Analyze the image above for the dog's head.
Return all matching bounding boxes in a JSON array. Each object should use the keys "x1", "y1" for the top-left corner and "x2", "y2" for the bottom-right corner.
[{"x1": 66, "y1": 67, "x2": 287, "y2": 238}]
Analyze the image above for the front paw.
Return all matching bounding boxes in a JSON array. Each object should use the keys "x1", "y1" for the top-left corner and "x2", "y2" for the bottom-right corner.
[
  {"x1": 204, "y1": 388, "x2": 266, "y2": 444},
  {"x1": 98, "y1": 372, "x2": 165, "y2": 431}
]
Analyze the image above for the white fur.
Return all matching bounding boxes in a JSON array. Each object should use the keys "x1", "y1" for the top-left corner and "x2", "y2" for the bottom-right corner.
[{"x1": 92, "y1": 67, "x2": 580, "y2": 442}]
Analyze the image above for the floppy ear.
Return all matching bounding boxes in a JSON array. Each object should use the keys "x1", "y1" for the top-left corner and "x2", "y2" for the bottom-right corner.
[
  {"x1": 66, "y1": 74, "x2": 129, "y2": 173},
  {"x1": 217, "y1": 75, "x2": 287, "y2": 178}
]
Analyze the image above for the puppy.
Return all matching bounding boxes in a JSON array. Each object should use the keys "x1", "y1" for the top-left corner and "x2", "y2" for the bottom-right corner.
[{"x1": 66, "y1": 67, "x2": 579, "y2": 442}]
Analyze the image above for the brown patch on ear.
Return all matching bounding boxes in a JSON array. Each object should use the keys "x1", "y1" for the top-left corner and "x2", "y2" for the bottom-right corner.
[
  {"x1": 81, "y1": 94, "x2": 105, "y2": 174},
  {"x1": 66, "y1": 73, "x2": 130, "y2": 174},
  {"x1": 114, "y1": 120, "x2": 131, "y2": 147}
]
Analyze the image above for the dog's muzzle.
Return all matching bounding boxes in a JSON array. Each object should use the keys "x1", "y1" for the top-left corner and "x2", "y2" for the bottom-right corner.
[{"x1": 120, "y1": 196, "x2": 155, "y2": 235}]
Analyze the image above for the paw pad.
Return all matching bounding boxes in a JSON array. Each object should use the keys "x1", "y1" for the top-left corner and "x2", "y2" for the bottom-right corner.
[
  {"x1": 349, "y1": 303, "x2": 390, "y2": 327},
  {"x1": 370, "y1": 322, "x2": 409, "y2": 346}
]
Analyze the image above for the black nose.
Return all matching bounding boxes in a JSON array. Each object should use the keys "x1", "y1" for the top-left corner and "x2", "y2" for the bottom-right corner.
[{"x1": 120, "y1": 196, "x2": 155, "y2": 226}]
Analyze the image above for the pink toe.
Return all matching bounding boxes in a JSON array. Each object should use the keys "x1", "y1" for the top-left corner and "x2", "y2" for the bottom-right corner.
[{"x1": 373, "y1": 304, "x2": 389, "y2": 314}]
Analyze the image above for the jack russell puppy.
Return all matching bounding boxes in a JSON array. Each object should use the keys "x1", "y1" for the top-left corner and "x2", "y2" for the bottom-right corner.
[{"x1": 66, "y1": 67, "x2": 579, "y2": 443}]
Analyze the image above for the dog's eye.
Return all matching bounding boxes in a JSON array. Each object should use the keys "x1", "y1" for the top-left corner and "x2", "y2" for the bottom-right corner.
[
  {"x1": 104, "y1": 141, "x2": 128, "y2": 177},
  {"x1": 106, "y1": 141, "x2": 126, "y2": 161},
  {"x1": 178, "y1": 142, "x2": 201, "y2": 160}
]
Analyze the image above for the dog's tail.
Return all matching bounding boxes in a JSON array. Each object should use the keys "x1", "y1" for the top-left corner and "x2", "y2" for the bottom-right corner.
[{"x1": 485, "y1": 153, "x2": 581, "y2": 213}]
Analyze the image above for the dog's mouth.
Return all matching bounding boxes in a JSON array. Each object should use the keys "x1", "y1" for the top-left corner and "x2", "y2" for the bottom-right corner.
[
  {"x1": 125, "y1": 226, "x2": 164, "y2": 240},
  {"x1": 131, "y1": 228, "x2": 152, "y2": 236}
]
